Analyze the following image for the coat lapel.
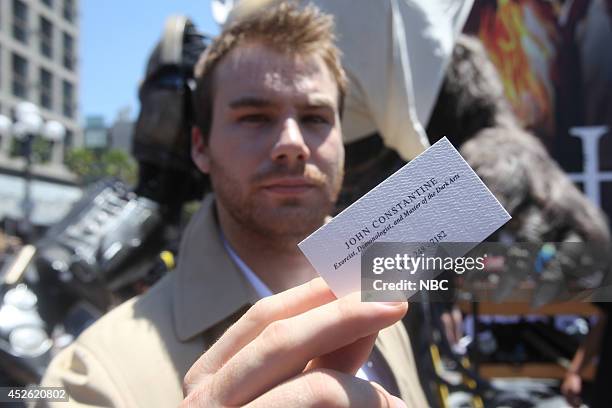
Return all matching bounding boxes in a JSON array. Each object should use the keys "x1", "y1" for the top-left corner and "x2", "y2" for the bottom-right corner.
[{"x1": 173, "y1": 196, "x2": 258, "y2": 342}]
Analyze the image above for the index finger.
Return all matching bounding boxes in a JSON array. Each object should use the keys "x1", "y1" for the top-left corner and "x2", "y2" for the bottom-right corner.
[{"x1": 184, "y1": 278, "x2": 335, "y2": 390}]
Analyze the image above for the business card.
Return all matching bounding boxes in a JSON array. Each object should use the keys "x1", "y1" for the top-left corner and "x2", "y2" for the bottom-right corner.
[{"x1": 298, "y1": 137, "x2": 511, "y2": 298}]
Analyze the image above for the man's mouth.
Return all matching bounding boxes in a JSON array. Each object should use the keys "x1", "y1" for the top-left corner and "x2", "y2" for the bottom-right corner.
[{"x1": 261, "y1": 178, "x2": 318, "y2": 195}]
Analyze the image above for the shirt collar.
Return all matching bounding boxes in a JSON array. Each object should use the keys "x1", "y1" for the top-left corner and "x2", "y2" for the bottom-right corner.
[{"x1": 222, "y1": 233, "x2": 274, "y2": 299}]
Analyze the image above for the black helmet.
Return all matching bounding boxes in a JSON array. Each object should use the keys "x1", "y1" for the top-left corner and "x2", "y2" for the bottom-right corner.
[{"x1": 132, "y1": 16, "x2": 211, "y2": 206}]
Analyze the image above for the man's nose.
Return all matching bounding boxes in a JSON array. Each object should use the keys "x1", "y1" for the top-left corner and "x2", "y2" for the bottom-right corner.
[{"x1": 270, "y1": 118, "x2": 311, "y2": 165}]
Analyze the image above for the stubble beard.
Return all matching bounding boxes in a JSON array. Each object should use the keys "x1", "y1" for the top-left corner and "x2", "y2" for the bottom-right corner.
[{"x1": 209, "y1": 157, "x2": 343, "y2": 247}]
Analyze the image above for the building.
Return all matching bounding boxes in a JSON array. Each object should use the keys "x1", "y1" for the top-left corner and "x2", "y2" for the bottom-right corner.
[
  {"x1": 84, "y1": 115, "x2": 108, "y2": 150},
  {"x1": 109, "y1": 107, "x2": 134, "y2": 154},
  {"x1": 84, "y1": 109, "x2": 134, "y2": 155},
  {"x1": 0, "y1": 0, "x2": 81, "y2": 162},
  {"x1": 0, "y1": 0, "x2": 82, "y2": 236}
]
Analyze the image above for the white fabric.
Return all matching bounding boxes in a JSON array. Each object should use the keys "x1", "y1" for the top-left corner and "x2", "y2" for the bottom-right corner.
[
  {"x1": 310, "y1": 0, "x2": 473, "y2": 160},
  {"x1": 223, "y1": 236, "x2": 274, "y2": 298},
  {"x1": 221, "y1": 235, "x2": 380, "y2": 383}
]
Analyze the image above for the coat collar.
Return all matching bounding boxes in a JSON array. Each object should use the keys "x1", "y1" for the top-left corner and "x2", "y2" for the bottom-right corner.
[{"x1": 173, "y1": 195, "x2": 259, "y2": 341}]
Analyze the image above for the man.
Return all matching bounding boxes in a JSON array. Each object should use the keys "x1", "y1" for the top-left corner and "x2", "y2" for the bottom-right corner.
[{"x1": 40, "y1": 3, "x2": 427, "y2": 407}]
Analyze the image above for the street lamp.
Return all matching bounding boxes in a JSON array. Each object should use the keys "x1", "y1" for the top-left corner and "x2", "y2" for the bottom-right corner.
[
  {"x1": 42, "y1": 120, "x2": 67, "y2": 164},
  {"x1": 0, "y1": 115, "x2": 12, "y2": 157},
  {"x1": 0, "y1": 102, "x2": 66, "y2": 241}
]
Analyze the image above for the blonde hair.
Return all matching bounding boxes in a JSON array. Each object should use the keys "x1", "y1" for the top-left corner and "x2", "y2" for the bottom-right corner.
[{"x1": 193, "y1": 1, "x2": 347, "y2": 138}]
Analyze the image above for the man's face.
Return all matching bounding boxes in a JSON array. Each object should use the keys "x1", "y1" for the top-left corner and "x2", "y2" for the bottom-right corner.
[{"x1": 192, "y1": 41, "x2": 344, "y2": 240}]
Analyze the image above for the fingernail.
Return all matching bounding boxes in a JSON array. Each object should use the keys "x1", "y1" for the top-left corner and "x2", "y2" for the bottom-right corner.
[
  {"x1": 375, "y1": 301, "x2": 406, "y2": 308},
  {"x1": 392, "y1": 396, "x2": 408, "y2": 408}
]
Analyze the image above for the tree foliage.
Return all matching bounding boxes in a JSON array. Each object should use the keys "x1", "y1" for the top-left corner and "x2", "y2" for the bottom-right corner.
[
  {"x1": 65, "y1": 148, "x2": 137, "y2": 185},
  {"x1": 9, "y1": 137, "x2": 52, "y2": 162}
]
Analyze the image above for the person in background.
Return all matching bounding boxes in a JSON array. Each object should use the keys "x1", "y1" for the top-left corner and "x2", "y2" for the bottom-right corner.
[{"x1": 562, "y1": 302, "x2": 612, "y2": 408}]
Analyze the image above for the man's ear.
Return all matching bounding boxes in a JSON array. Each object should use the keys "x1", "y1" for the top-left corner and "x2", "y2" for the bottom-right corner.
[{"x1": 191, "y1": 126, "x2": 211, "y2": 174}]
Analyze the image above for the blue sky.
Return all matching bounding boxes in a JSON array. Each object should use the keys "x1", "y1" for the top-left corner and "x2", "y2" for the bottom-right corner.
[{"x1": 80, "y1": 0, "x2": 221, "y2": 125}]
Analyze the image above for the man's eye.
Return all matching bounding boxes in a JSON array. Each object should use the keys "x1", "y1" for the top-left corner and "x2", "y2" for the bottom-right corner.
[
  {"x1": 302, "y1": 115, "x2": 329, "y2": 125},
  {"x1": 238, "y1": 114, "x2": 270, "y2": 124}
]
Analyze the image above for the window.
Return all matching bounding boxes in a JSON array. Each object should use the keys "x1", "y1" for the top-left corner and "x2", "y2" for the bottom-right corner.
[
  {"x1": 12, "y1": 0, "x2": 28, "y2": 44},
  {"x1": 40, "y1": 17, "x2": 53, "y2": 59},
  {"x1": 63, "y1": 0, "x2": 74, "y2": 22},
  {"x1": 62, "y1": 80, "x2": 74, "y2": 118},
  {"x1": 12, "y1": 53, "x2": 28, "y2": 98},
  {"x1": 40, "y1": 69, "x2": 53, "y2": 109},
  {"x1": 63, "y1": 32, "x2": 74, "y2": 70}
]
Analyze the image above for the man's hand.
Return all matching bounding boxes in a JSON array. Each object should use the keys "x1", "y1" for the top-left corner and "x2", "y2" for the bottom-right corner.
[
  {"x1": 561, "y1": 371, "x2": 582, "y2": 408},
  {"x1": 181, "y1": 278, "x2": 408, "y2": 407}
]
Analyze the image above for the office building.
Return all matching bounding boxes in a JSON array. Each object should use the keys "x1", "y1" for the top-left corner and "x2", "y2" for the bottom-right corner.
[{"x1": 0, "y1": 0, "x2": 81, "y2": 162}]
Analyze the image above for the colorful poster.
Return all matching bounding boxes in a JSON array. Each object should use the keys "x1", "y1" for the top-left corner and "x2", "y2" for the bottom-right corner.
[{"x1": 464, "y1": 0, "x2": 612, "y2": 222}]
